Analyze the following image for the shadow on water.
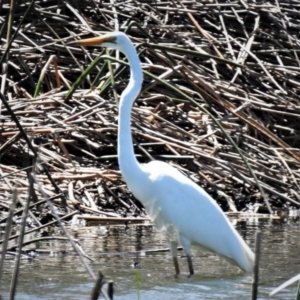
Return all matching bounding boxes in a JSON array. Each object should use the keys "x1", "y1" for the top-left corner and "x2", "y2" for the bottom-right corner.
[{"x1": 1, "y1": 217, "x2": 300, "y2": 299}]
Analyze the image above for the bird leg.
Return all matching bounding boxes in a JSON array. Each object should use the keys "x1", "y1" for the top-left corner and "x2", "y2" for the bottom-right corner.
[
  {"x1": 186, "y1": 255, "x2": 194, "y2": 276},
  {"x1": 172, "y1": 255, "x2": 180, "y2": 275},
  {"x1": 179, "y1": 234, "x2": 194, "y2": 276},
  {"x1": 169, "y1": 241, "x2": 180, "y2": 275}
]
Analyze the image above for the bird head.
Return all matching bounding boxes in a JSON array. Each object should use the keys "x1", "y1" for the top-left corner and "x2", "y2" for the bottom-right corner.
[{"x1": 68, "y1": 32, "x2": 129, "y2": 51}]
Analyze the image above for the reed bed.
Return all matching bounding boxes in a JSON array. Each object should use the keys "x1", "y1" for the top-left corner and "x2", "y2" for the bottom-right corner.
[{"x1": 1, "y1": 0, "x2": 300, "y2": 225}]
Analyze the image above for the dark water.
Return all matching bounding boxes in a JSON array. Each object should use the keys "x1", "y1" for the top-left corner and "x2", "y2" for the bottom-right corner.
[{"x1": 1, "y1": 217, "x2": 300, "y2": 299}]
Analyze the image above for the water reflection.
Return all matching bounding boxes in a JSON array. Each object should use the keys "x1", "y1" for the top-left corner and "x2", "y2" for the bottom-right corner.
[{"x1": 1, "y1": 217, "x2": 299, "y2": 299}]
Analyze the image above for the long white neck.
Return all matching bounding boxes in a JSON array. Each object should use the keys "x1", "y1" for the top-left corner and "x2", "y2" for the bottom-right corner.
[{"x1": 117, "y1": 40, "x2": 143, "y2": 183}]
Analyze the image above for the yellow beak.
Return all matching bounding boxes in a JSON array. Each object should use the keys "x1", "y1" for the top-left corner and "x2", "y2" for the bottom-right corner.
[{"x1": 68, "y1": 35, "x2": 115, "y2": 47}]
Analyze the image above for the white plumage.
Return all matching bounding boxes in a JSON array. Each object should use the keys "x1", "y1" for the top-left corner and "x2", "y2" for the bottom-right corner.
[{"x1": 72, "y1": 32, "x2": 254, "y2": 275}]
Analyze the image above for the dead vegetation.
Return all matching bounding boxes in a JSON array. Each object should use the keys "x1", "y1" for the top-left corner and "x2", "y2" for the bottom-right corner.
[{"x1": 1, "y1": 0, "x2": 300, "y2": 224}]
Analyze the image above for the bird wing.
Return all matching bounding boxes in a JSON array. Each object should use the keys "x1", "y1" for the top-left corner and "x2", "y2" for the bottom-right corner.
[{"x1": 141, "y1": 161, "x2": 252, "y2": 265}]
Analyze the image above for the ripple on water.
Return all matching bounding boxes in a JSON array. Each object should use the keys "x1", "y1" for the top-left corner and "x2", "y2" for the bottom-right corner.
[{"x1": 1, "y1": 217, "x2": 299, "y2": 299}]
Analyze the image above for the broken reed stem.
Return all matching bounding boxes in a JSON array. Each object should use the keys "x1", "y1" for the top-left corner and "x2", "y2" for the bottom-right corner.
[
  {"x1": 251, "y1": 231, "x2": 261, "y2": 300},
  {"x1": 9, "y1": 180, "x2": 32, "y2": 300},
  {"x1": 296, "y1": 280, "x2": 300, "y2": 300},
  {"x1": 107, "y1": 281, "x2": 114, "y2": 300},
  {"x1": 90, "y1": 271, "x2": 104, "y2": 300},
  {"x1": 0, "y1": 189, "x2": 17, "y2": 290}
]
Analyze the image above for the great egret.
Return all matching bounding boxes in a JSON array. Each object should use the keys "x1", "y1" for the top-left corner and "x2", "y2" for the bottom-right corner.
[{"x1": 70, "y1": 32, "x2": 254, "y2": 275}]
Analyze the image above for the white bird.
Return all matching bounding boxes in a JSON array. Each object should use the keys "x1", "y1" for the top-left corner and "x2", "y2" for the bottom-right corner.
[{"x1": 71, "y1": 32, "x2": 254, "y2": 275}]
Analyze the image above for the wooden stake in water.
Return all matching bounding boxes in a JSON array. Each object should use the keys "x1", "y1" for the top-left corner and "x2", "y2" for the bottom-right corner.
[{"x1": 251, "y1": 231, "x2": 261, "y2": 300}]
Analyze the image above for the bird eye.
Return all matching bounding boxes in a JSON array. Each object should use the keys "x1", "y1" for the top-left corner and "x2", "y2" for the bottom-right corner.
[{"x1": 108, "y1": 36, "x2": 117, "y2": 44}]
